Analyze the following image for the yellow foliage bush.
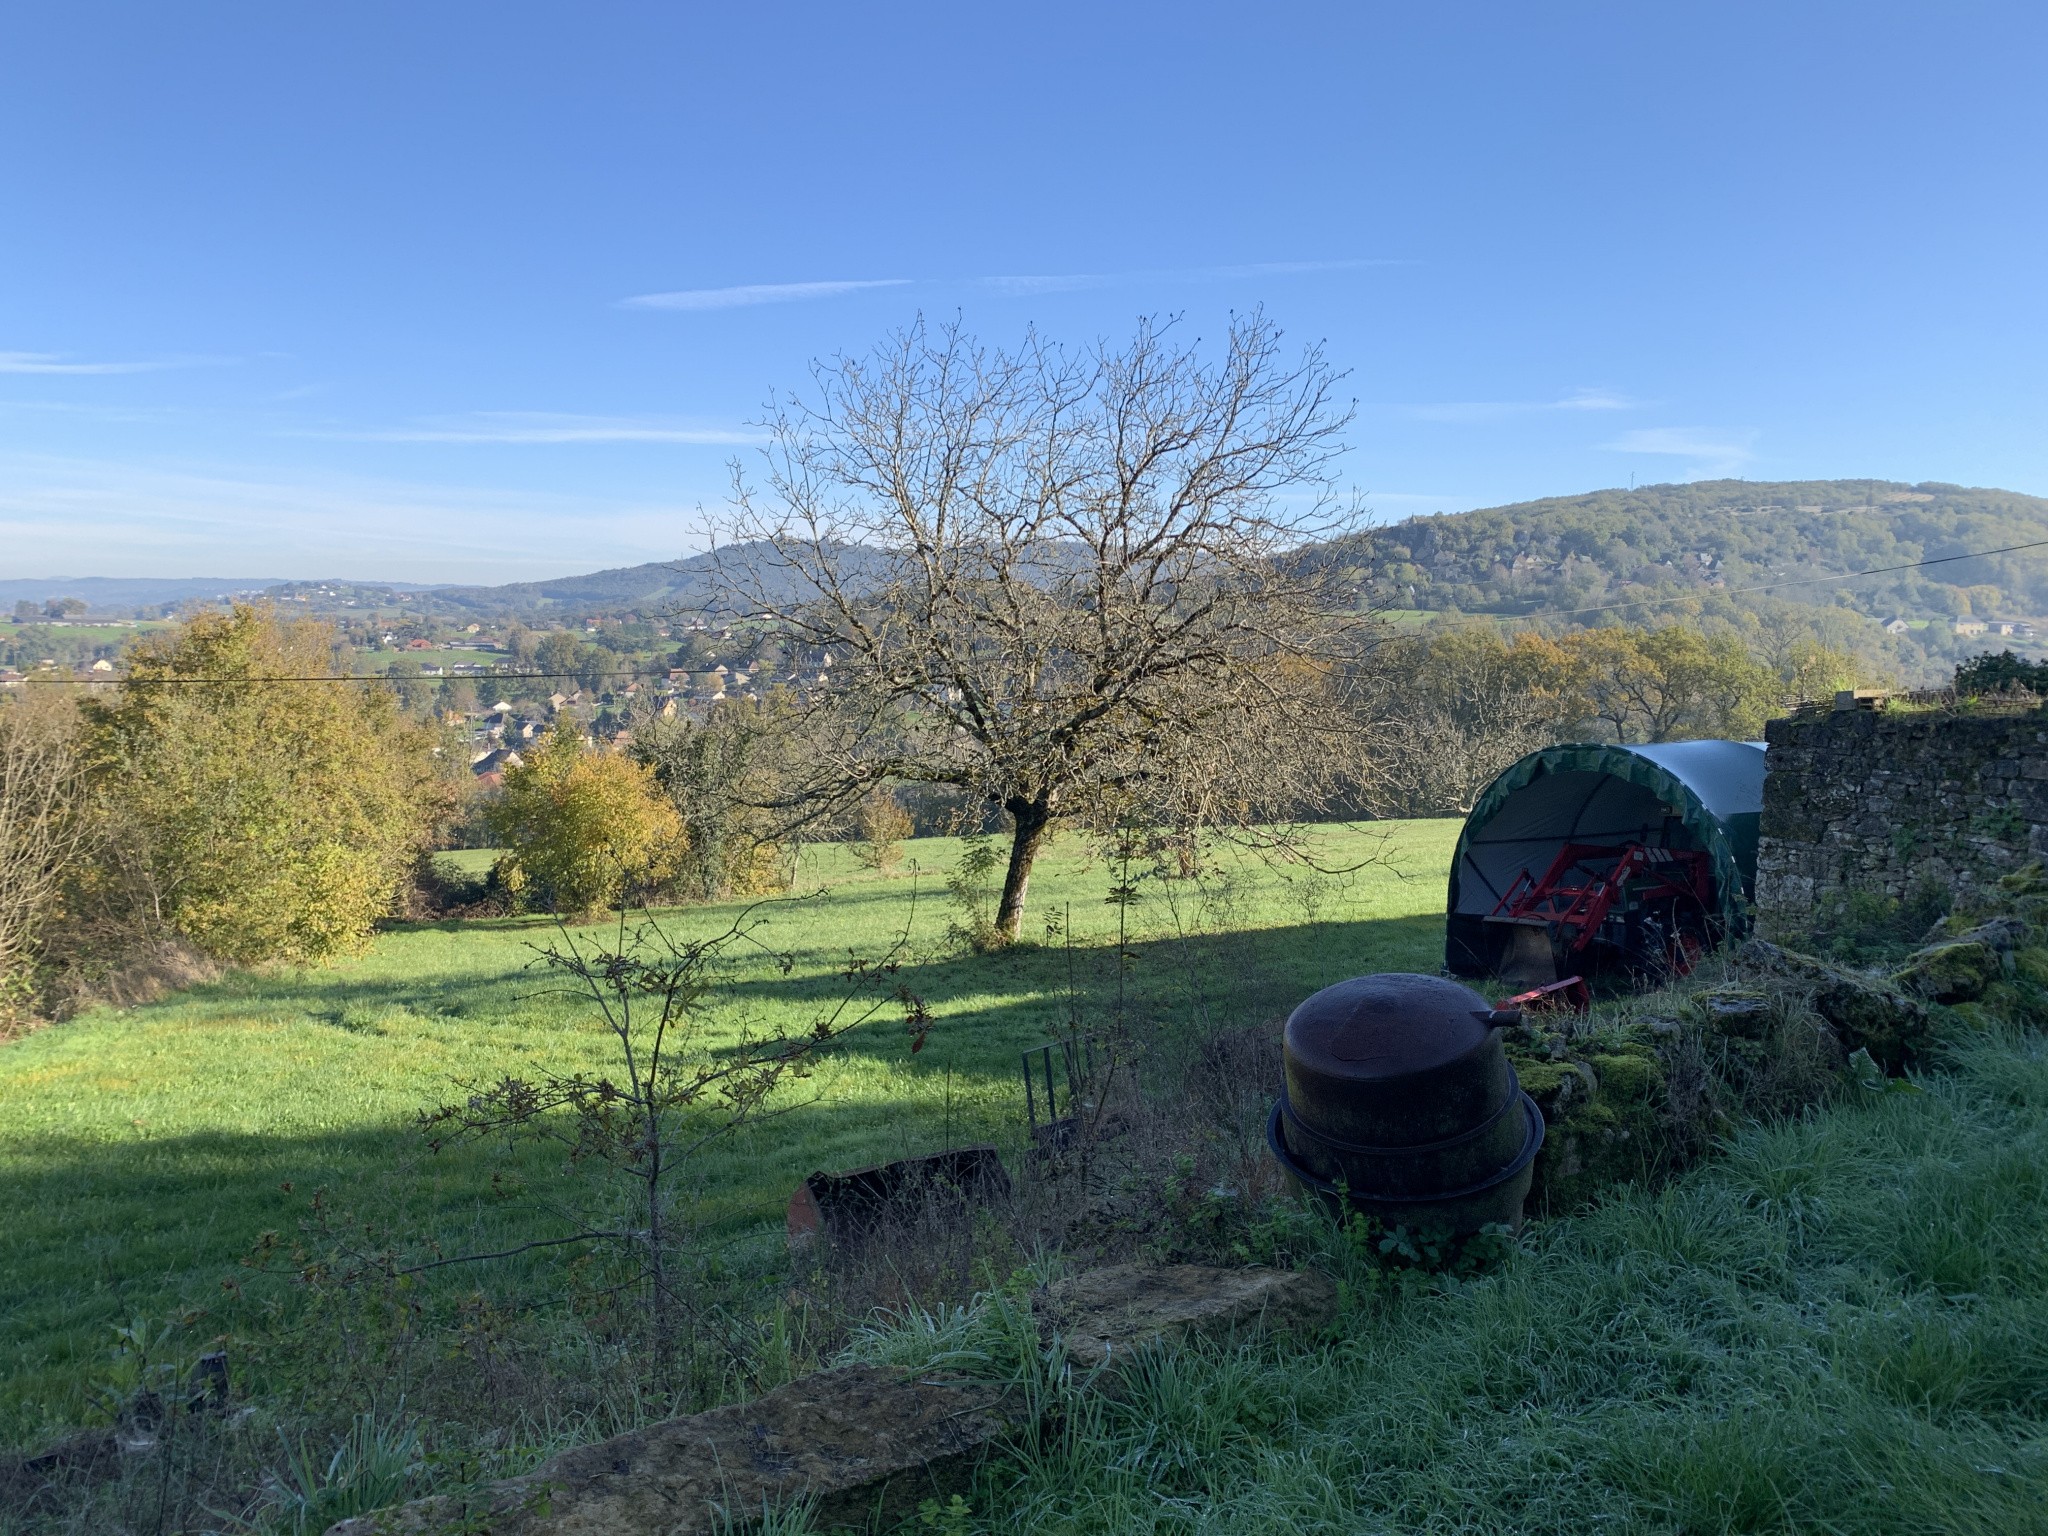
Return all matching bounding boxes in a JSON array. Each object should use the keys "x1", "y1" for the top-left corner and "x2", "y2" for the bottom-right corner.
[
  {"x1": 853, "y1": 787, "x2": 913, "y2": 871},
  {"x1": 487, "y1": 725, "x2": 686, "y2": 916},
  {"x1": 75, "y1": 606, "x2": 442, "y2": 965}
]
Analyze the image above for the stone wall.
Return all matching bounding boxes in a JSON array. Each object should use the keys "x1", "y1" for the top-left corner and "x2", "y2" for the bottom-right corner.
[{"x1": 1754, "y1": 702, "x2": 2048, "y2": 935}]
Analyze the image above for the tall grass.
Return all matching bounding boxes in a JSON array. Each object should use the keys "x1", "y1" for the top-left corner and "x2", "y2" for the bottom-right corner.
[{"x1": 860, "y1": 1029, "x2": 2048, "y2": 1535}]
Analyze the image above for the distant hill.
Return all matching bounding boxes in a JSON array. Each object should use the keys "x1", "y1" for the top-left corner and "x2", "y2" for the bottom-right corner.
[
  {"x1": 1330, "y1": 479, "x2": 2048, "y2": 625},
  {"x1": 424, "y1": 551, "x2": 735, "y2": 615},
  {"x1": 407, "y1": 480, "x2": 2048, "y2": 633},
  {"x1": 21, "y1": 482, "x2": 2047, "y2": 656},
  {"x1": 420, "y1": 543, "x2": 890, "y2": 617},
  {"x1": 0, "y1": 576, "x2": 289, "y2": 613}
]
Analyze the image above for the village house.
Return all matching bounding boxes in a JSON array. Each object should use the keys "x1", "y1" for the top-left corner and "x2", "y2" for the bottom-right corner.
[{"x1": 470, "y1": 747, "x2": 523, "y2": 782}]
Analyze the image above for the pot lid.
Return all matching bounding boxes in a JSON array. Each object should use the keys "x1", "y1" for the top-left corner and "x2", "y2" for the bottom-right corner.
[{"x1": 1284, "y1": 972, "x2": 1496, "y2": 1081}]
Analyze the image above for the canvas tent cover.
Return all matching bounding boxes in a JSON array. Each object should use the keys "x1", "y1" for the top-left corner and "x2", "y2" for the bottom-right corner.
[{"x1": 1445, "y1": 739, "x2": 1768, "y2": 976}]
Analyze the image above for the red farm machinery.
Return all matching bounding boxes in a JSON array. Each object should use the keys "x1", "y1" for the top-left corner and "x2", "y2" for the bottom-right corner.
[{"x1": 1485, "y1": 841, "x2": 1718, "y2": 1003}]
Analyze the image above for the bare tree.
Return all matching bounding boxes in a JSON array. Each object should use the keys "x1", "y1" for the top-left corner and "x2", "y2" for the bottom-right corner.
[
  {"x1": 713, "y1": 313, "x2": 1383, "y2": 943},
  {"x1": 0, "y1": 692, "x2": 90, "y2": 1015},
  {"x1": 1359, "y1": 630, "x2": 1566, "y2": 816}
]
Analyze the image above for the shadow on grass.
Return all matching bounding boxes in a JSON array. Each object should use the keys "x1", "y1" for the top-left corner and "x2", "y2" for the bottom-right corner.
[
  {"x1": 726, "y1": 910, "x2": 1452, "y2": 1067},
  {"x1": 0, "y1": 909, "x2": 1451, "y2": 1433},
  {"x1": 121, "y1": 911, "x2": 1451, "y2": 1065}
]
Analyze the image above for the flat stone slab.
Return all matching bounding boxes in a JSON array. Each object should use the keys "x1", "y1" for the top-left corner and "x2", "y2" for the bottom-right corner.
[
  {"x1": 324, "y1": 1364, "x2": 1023, "y2": 1536},
  {"x1": 1041, "y1": 1263, "x2": 1337, "y2": 1369}
]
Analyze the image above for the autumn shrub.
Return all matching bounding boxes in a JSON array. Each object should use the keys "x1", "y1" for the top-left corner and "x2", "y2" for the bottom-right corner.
[
  {"x1": 852, "y1": 787, "x2": 913, "y2": 871},
  {"x1": 67, "y1": 606, "x2": 441, "y2": 968},
  {"x1": 486, "y1": 724, "x2": 685, "y2": 915},
  {"x1": 0, "y1": 691, "x2": 90, "y2": 1023},
  {"x1": 632, "y1": 700, "x2": 793, "y2": 899}
]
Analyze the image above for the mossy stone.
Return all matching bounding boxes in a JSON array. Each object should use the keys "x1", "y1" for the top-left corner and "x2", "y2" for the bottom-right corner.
[
  {"x1": 1515, "y1": 1034, "x2": 1668, "y2": 1213},
  {"x1": 1893, "y1": 940, "x2": 2000, "y2": 1004},
  {"x1": 1687, "y1": 987, "x2": 1774, "y2": 1040},
  {"x1": 1739, "y1": 940, "x2": 1930, "y2": 1069},
  {"x1": 1586, "y1": 1047, "x2": 1659, "y2": 1102}
]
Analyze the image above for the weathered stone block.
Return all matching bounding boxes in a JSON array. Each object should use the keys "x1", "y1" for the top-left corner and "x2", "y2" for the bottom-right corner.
[
  {"x1": 1738, "y1": 940, "x2": 1928, "y2": 1068},
  {"x1": 1687, "y1": 987, "x2": 1774, "y2": 1039},
  {"x1": 324, "y1": 1365, "x2": 1024, "y2": 1536},
  {"x1": 1040, "y1": 1264, "x2": 1337, "y2": 1370},
  {"x1": 1893, "y1": 940, "x2": 2002, "y2": 1003}
]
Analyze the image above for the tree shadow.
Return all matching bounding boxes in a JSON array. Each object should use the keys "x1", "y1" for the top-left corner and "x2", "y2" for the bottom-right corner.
[
  {"x1": 719, "y1": 910, "x2": 1452, "y2": 1067},
  {"x1": 0, "y1": 907, "x2": 1455, "y2": 1436}
]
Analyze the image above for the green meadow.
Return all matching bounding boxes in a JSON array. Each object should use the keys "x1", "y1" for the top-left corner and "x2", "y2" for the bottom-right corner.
[
  {"x1": 7, "y1": 818, "x2": 2048, "y2": 1536},
  {"x1": 357, "y1": 647, "x2": 503, "y2": 675},
  {"x1": 0, "y1": 822, "x2": 1458, "y2": 1441}
]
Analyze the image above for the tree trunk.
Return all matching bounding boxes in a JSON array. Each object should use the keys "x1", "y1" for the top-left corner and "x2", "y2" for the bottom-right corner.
[
  {"x1": 643, "y1": 1122, "x2": 675, "y2": 1393},
  {"x1": 994, "y1": 799, "x2": 1052, "y2": 943}
]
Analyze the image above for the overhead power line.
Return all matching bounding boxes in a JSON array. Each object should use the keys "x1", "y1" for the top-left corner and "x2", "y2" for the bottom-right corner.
[{"x1": 19, "y1": 667, "x2": 691, "y2": 687}]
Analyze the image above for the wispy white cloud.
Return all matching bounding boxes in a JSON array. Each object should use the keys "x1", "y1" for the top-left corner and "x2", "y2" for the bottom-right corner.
[
  {"x1": 624, "y1": 261, "x2": 1401, "y2": 309},
  {"x1": 980, "y1": 258, "x2": 1399, "y2": 296},
  {"x1": 1599, "y1": 426, "x2": 1757, "y2": 476},
  {"x1": 1399, "y1": 390, "x2": 1638, "y2": 424},
  {"x1": 316, "y1": 411, "x2": 763, "y2": 446},
  {"x1": 983, "y1": 273, "x2": 1113, "y2": 296},
  {"x1": 1553, "y1": 388, "x2": 1632, "y2": 411},
  {"x1": 621, "y1": 279, "x2": 911, "y2": 311},
  {"x1": 0, "y1": 350, "x2": 221, "y2": 376},
  {"x1": 1201, "y1": 259, "x2": 1400, "y2": 279}
]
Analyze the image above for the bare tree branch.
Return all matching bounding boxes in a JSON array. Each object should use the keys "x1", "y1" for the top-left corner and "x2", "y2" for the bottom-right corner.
[{"x1": 711, "y1": 313, "x2": 1389, "y2": 941}]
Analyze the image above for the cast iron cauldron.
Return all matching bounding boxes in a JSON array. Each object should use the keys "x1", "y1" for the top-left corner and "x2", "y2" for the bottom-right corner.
[{"x1": 1268, "y1": 972, "x2": 1543, "y2": 1232}]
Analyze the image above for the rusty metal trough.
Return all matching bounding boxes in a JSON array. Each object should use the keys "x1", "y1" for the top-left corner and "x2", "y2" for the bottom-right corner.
[
  {"x1": 1268, "y1": 972, "x2": 1543, "y2": 1233},
  {"x1": 786, "y1": 1146, "x2": 1011, "y2": 1253}
]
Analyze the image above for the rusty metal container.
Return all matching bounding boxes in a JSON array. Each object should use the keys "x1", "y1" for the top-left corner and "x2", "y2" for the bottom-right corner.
[
  {"x1": 786, "y1": 1146, "x2": 1010, "y2": 1255},
  {"x1": 1268, "y1": 972, "x2": 1543, "y2": 1232}
]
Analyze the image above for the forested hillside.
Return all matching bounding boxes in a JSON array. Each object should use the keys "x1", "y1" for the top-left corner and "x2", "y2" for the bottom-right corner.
[
  {"x1": 1333, "y1": 478, "x2": 2048, "y2": 624},
  {"x1": 16, "y1": 483, "x2": 2047, "y2": 682},
  {"x1": 402, "y1": 480, "x2": 2048, "y2": 669}
]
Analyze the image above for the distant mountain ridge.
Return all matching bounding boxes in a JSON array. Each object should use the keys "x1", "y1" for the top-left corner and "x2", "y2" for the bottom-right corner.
[
  {"x1": 0, "y1": 576, "x2": 290, "y2": 610},
  {"x1": 416, "y1": 479, "x2": 2048, "y2": 626},
  {"x1": 424, "y1": 547, "x2": 739, "y2": 614},
  {"x1": 1330, "y1": 478, "x2": 2048, "y2": 623},
  {"x1": 17, "y1": 481, "x2": 2048, "y2": 631}
]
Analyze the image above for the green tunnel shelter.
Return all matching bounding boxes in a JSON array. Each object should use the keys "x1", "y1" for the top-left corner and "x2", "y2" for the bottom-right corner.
[{"x1": 1445, "y1": 739, "x2": 1768, "y2": 979}]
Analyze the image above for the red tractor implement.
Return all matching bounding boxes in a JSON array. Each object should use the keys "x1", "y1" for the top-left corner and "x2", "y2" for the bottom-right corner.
[{"x1": 1486, "y1": 841, "x2": 1715, "y2": 988}]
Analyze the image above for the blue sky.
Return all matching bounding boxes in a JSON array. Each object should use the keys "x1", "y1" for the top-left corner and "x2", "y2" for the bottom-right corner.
[{"x1": 3, "y1": 3, "x2": 2044, "y2": 583}]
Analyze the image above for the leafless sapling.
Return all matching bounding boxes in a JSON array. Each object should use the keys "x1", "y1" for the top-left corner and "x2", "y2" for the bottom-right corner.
[{"x1": 416, "y1": 894, "x2": 929, "y2": 1387}]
